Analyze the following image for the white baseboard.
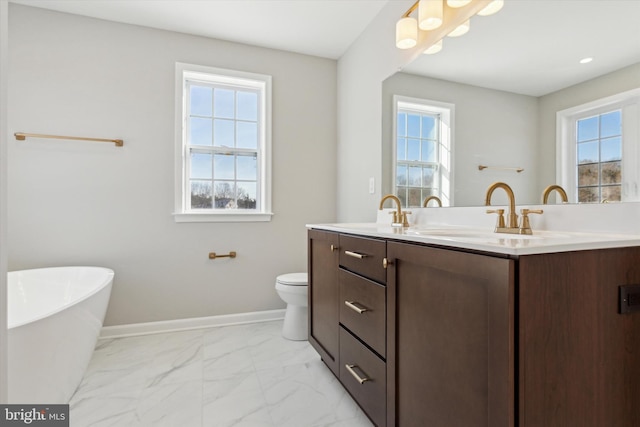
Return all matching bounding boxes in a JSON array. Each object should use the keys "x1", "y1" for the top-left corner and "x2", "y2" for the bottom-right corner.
[{"x1": 99, "y1": 309, "x2": 286, "y2": 339}]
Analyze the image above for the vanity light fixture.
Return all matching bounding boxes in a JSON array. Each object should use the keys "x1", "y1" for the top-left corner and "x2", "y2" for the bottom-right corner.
[
  {"x1": 447, "y1": 0, "x2": 472, "y2": 7},
  {"x1": 395, "y1": 0, "x2": 503, "y2": 50},
  {"x1": 396, "y1": 16, "x2": 419, "y2": 49},
  {"x1": 477, "y1": 0, "x2": 504, "y2": 16},
  {"x1": 419, "y1": 0, "x2": 444, "y2": 30},
  {"x1": 447, "y1": 19, "x2": 470, "y2": 37}
]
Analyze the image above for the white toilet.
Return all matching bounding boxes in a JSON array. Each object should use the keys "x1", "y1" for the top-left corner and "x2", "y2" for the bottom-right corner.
[{"x1": 275, "y1": 272, "x2": 308, "y2": 340}]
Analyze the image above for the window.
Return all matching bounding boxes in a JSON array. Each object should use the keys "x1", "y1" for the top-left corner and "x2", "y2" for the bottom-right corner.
[
  {"x1": 174, "y1": 63, "x2": 272, "y2": 222},
  {"x1": 393, "y1": 96, "x2": 453, "y2": 207},
  {"x1": 557, "y1": 88, "x2": 640, "y2": 203}
]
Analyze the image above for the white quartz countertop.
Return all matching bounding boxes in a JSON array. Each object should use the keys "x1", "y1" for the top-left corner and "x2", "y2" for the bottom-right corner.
[{"x1": 307, "y1": 222, "x2": 640, "y2": 256}]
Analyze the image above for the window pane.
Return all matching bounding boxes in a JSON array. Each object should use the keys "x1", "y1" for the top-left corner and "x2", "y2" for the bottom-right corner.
[
  {"x1": 214, "y1": 88, "x2": 235, "y2": 119},
  {"x1": 409, "y1": 166, "x2": 421, "y2": 186},
  {"x1": 421, "y1": 140, "x2": 436, "y2": 163},
  {"x1": 214, "y1": 153, "x2": 234, "y2": 180},
  {"x1": 237, "y1": 154, "x2": 257, "y2": 181},
  {"x1": 237, "y1": 122, "x2": 258, "y2": 149},
  {"x1": 408, "y1": 188, "x2": 421, "y2": 207},
  {"x1": 237, "y1": 92, "x2": 258, "y2": 121},
  {"x1": 397, "y1": 113, "x2": 407, "y2": 137},
  {"x1": 578, "y1": 164, "x2": 599, "y2": 186},
  {"x1": 397, "y1": 189, "x2": 407, "y2": 207},
  {"x1": 601, "y1": 136, "x2": 621, "y2": 162},
  {"x1": 214, "y1": 181, "x2": 235, "y2": 208},
  {"x1": 189, "y1": 117, "x2": 212, "y2": 145},
  {"x1": 237, "y1": 182, "x2": 257, "y2": 209},
  {"x1": 601, "y1": 161, "x2": 621, "y2": 184},
  {"x1": 578, "y1": 187, "x2": 599, "y2": 203},
  {"x1": 577, "y1": 141, "x2": 598, "y2": 164},
  {"x1": 190, "y1": 85, "x2": 212, "y2": 117},
  {"x1": 600, "y1": 110, "x2": 621, "y2": 138},
  {"x1": 397, "y1": 138, "x2": 406, "y2": 161},
  {"x1": 213, "y1": 119, "x2": 234, "y2": 147},
  {"x1": 423, "y1": 166, "x2": 436, "y2": 187},
  {"x1": 396, "y1": 164, "x2": 408, "y2": 186},
  {"x1": 407, "y1": 138, "x2": 420, "y2": 161},
  {"x1": 407, "y1": 114, "x2": 420, "y2": 138},
  {"x1": 421, "y1": 115, "x2": 436, "y2": 140},
  {"x1": 190, "y1": 152, "x2": 212, "y2": 179},
  {"x1": 191, "y1": 181, "x2": 212, "y2": 208},
  {"x1": 577, "y1": 116, "x2": 598, "y2": 142},
  {"x1": 602, "y1": 185, "x2": 621, "y2": 202}
]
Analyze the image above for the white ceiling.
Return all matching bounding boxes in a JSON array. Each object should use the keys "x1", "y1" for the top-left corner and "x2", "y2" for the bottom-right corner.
[
  {"x1": 9, "y1": 0, "x2": 640, "y2": 96},
  {"x1": 8, "y1": 0, "x2": 390, "y2": 59}
]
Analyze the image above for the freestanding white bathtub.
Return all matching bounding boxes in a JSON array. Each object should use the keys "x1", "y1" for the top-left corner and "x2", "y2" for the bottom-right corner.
[{"x1": 8, "y1": 266, "x2": 114, "y2": 403}]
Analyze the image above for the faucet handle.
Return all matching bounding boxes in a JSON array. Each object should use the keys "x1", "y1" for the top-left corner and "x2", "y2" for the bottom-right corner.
[
  {"x1": 519, "y1": 209, "x2": 543, "y2": 235},
  {"x1": 486, "y1": 209, "x2": 506, "y2": 229},
  {"x1": 401, "y1": 211, "x2": 412, "y2": 227}
]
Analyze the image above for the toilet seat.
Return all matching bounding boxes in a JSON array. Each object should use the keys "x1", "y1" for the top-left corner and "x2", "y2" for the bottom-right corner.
[{"x1": 276, "y1": 272, "x2": 307, "y2": 286}]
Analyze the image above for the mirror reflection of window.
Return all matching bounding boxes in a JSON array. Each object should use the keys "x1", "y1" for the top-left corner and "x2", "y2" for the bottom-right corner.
[
  {"x1": 558, "y1": 88, "x2": 640, "y2": 204},
  {"x1": 393, "y1": 96, "x2": 454, "y2": 208}
]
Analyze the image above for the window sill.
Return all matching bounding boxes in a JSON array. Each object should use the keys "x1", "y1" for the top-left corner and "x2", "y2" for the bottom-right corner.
[{"x1": 173, "y1": 211, "x2": 274, "y2": 223}]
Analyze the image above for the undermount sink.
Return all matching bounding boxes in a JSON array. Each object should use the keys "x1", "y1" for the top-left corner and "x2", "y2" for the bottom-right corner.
[{"x1": 405, "y1": 228, "x2": 570, "y2": 241}]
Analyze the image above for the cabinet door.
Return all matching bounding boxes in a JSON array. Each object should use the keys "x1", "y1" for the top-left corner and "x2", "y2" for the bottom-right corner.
[
  {"x1": 387, "y1": 242, "x2": 515, "y2": 427},
  {"x1": 519, "y1": 248, "x2": 640, "y2": 427},
  {"x1": 308, "y1": 229, "x2": 340, "y2": 376}
]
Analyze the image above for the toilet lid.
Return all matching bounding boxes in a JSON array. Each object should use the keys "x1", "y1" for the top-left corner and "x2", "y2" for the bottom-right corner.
[{"x1": 277, "y1": 272, "x2": 308, "y2": 286}]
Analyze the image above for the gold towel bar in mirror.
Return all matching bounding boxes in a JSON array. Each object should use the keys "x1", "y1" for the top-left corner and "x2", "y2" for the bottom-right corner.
[
  {"x1": 478, "y1": 164, "x2": 524, "y2": 173},
  {"x1": 208, "y1": 251, "x2": 237, "y2": 260}
]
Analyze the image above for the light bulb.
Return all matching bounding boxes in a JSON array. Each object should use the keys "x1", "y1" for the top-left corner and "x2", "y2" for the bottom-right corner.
[
  {"x1": 477, "y1": 0, "x2": 504, "y2": 16},
  {"x1": 423, "y1": 39, "x2": 443, "y2": 55},
  {"x1": 447, "y1": 0, "x2": 472, "y2": 7},
  {"x1": 396, "y1": 17, "x2": 418, "y2": 49},
  {"x1": 447, "y1": 20, "x2": 470, "y2": 37},
  {"x1": 419, "y1": 0, "x2": 443, "y2": 31}
]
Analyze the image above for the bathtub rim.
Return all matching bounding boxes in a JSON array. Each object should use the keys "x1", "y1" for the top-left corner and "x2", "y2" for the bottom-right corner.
[{"x1": 8, "y1": 265, "x2": 114, "y2": 329}]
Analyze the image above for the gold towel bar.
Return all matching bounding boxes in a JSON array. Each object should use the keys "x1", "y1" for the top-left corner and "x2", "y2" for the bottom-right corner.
[
  {"x1": 15, "y1": 132, "x2": 124, "y2": 147},
  {"x1": 208, "y1": 251, "x2": 237, "y2": 260},
  {"x1": 478, "y1": 164, "x2": 524, "y2": 173}
]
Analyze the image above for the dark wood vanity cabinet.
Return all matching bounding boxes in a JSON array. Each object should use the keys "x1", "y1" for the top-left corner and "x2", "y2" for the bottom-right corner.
[
  {"x1": 308, "y1": 229, "x2": 340, "y2": 376},
  {"x1": 386, "y1": 242, "x2": 515, "y2": 427},
  {"x1": 309, "y1": 230, "x2": 640, "y2": 427}
]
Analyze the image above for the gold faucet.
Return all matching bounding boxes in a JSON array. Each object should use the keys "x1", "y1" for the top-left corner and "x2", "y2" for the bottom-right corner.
[
  {"x1": 485, "y1": 182, "x2": 518, "y2": 230},
  {"x1": 542, "y1": 184, "x2": 568, "y2": 204},
  {"x1": 485, "y1": 182, "x2": 543, "y2": 235},
  {"x1": 423, "y1": 196, "x2": 442, "y2": 207},
  {"x1": 379, "y1": 194, "x2": 410, "y2": 227}
]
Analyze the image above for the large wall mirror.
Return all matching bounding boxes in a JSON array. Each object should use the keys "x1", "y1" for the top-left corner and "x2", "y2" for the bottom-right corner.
[{"x1": 382, "y1": 0, "x2": 640, "y2": 207}]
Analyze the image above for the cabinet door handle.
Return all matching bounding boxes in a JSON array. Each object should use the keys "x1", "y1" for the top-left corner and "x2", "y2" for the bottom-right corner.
[
  {"x1": 344, "y1": 250, "x2": 367, "y2": 259},
  {"x1": 330, "y1": 244, "x2": 339, "y2": 252},
  {"x1": 345, "y1": 364, "x2": 370, "y2": 384},
  {"x1": 345, "y1": 300, "x2": 369, "y2": 314}
]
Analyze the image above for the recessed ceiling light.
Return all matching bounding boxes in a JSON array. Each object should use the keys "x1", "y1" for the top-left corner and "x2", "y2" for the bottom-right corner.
[{"x1": 580, "y1": 57, "x2": 594, "y2": 64}]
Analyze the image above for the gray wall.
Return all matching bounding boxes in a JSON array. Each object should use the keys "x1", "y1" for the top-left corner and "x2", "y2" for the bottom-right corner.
[
  {"x1": 1, "y1": 0, "x2": 8, "y2": 404},
  {"x1": 7, "y1": 4, "x2": 337, "y2": 326}
]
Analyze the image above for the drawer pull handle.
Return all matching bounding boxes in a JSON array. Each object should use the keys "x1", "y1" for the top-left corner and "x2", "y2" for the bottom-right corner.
[
  {"x1": 330, "y1": 244, "x2": 339, "y2": 252},
  {"x1": 345, "y1": 364, "x2": 370, "y2": 384},
  {"x1": 344, "y1": 250, "x2": 367, "y2": 259},
  {"x1": 345, "y1": 300, "x2": 369, "y2": 314}
]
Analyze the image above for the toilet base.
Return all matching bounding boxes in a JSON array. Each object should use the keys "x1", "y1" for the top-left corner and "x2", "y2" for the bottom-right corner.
[{"x1": 282, "y1": 304, "x2": 308, "y2": 341}]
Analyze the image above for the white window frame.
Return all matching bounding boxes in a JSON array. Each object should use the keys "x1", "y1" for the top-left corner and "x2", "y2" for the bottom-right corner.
[
  {"x1": 393, "y1": 95, "x2": 454, "y2": 207},
  {"x1": 557, "y1": 88, "x2": 640, "y2": 203},
  {"x1": 174, "y1": 62, "x2": 273, "y2": 222}
]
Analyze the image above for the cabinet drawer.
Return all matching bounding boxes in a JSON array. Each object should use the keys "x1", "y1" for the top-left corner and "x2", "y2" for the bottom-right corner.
[
  {"x1": 340, "y1": 327, "x2": 386, "y2": 427},
  {"x1": 339, "y1": 234, "x2": 386, "y2": 284},
  {"x1": 339, "y1": 269, "x2": 386, "y2": 357}
]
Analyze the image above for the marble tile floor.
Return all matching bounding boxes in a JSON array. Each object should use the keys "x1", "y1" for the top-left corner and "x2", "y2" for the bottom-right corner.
[{"x1": 70, "y1": 320, "x2": 374, "y2": 427}]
